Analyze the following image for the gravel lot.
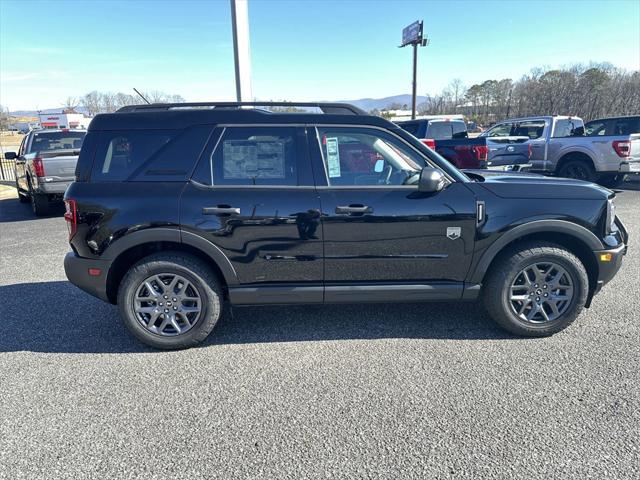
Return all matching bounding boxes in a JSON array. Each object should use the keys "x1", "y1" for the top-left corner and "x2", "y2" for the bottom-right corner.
[{"x1": 1, "y1": 183, "x2": 638, "y2": 479}]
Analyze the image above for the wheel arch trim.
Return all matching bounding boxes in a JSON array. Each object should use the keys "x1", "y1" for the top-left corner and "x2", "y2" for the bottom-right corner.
[
  {"x1": 469, "y1": 220, "x2": 603, "y2": 284},
  {"x1": 102, "y1": 227, "x2": 239, "y2": 286}
]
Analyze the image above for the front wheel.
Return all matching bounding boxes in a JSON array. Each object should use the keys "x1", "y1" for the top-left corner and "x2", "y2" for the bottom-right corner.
[
  {"x1": 117, "y1": 253, "x2": 223, "y2": 349},
  {"x1": 483, "y1": 242, "x2": 589, "y2": 337}
]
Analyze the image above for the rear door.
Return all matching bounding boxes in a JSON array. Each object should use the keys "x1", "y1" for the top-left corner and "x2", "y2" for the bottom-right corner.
[
  {"x1": 181, "y1": 126, "x2": 323, "y2": 304},
  {"x1": 513, "y1": 119, "x2": 548, "y2": 170},
  {"x1": 310, "y1": 125, "x2": 477, "y2": 302}
]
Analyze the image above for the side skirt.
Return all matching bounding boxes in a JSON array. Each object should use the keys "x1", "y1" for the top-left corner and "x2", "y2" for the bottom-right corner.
[{"x1": 229, "y1": 282, "x2": 482, "y2": 306}]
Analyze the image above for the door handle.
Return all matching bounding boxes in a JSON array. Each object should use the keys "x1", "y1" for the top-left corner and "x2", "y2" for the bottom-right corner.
[
  {"x1": 202, "y1": 206, "x2": 241, "y2": 216},
  {"x1": 335, "y1": 204, "x2": 373, "y2": 215}
]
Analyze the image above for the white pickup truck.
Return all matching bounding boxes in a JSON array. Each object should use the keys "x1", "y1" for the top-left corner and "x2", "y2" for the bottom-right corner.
[
  {"x1": 5, "y1": 129, "x2": 86, "y2": 215},
  {"x1": 480, "y1": 115, "x2": 640, "y2": 186}
]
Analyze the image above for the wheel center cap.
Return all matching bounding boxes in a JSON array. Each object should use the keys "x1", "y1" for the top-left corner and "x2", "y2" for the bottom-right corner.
[
  {"x1": 536, "y1": 289, "x2": 543, "y2": 295},
  {"x1": 166, "y1": 301, "x2": 172, "y2": 307}
]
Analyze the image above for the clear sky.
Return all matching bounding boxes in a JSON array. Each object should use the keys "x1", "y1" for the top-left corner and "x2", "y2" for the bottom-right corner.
[{"x1": 1, "y1": 0, "x2": 639, "y2": 110}]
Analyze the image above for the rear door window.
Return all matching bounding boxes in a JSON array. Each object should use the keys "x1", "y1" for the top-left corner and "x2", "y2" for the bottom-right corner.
[
  {"x1": 552, "y1": 119, "x2": 584, "y2": 138},
  {"x1": 584, "y1": 120, "x2": 610, "y2": 136},
  {"x1": 211, "y1": 127, "x2": 299, "y2": 186}
]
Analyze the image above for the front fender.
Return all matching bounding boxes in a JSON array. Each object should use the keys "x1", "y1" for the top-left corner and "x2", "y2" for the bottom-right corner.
[{"x1": 468, "y1": 219, "x2": 604, "y2": 284}]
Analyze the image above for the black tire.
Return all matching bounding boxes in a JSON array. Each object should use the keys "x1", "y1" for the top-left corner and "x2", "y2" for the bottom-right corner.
[
  {"x1": 15, "y1": 179, "x2": 29, "y2": 203},
  {"x1": 483, "y1": 242, "x2": 589, "y2": 337},
  {"x1": 598, "y1": 173, "x2": 625, "y2": 188},
  {"x1": 557, "y1": 159, "x2": 595, "y2": 182},
  {"x1": 30, "y1": 192, "x2": 50, "y2": 216},
  {"x1": 117, "y1": 252, "x2": 223, "y2": 349}
]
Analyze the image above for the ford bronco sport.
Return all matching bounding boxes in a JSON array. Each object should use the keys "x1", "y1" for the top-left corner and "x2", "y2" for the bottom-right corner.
[{"x1": 63, "y1": 102, "x2": 628, "y2": 349}]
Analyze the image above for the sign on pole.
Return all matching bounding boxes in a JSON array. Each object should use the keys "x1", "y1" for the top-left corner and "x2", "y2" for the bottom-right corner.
[{"x1": 401, "y1": 20, "x2": 423, "y2": 47}]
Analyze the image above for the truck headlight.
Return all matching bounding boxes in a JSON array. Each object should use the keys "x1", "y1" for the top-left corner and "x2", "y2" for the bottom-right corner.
[{"x1": 605, "y1": 199, "x2": 616, "y2": 234}]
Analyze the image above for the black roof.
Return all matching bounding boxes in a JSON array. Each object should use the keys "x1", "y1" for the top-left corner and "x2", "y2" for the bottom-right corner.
[{"x1": 88, "y1": 102, "x2": 398, "y2": 131}]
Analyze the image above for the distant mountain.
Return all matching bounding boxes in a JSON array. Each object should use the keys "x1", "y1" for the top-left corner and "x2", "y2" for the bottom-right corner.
[
  {"x1": 339, "y1": 94, "x2": 428, "y2": 112},
  {"x1": 10, "y1": 107, "x2": 90, "y2": 116}
]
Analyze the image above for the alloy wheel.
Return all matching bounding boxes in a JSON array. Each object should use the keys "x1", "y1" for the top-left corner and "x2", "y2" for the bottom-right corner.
[
  {"x1": 508, "y1": 262, "x2": 574, "y2": 323},
  {"x1": 133, "y1": 273, "x2": 202, "y2": 336}
]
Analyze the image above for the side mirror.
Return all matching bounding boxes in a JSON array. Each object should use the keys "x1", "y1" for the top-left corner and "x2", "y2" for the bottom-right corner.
[
  {"x1": 418, "y1": 167, "x2": 446, "y2": 193},
  {"x1": 4, "y1": 151, "x2": 17, "y2": 160}
]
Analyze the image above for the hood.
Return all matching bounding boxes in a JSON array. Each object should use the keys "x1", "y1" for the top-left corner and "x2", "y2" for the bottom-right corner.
[{"x1": 462, "y1": 169, "x2": 613, "y2": 200}]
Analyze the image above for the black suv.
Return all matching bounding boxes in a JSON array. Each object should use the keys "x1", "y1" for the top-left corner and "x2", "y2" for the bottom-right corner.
[{"x1": 63, "y1": 102, "x2": 628, "y2": 349}]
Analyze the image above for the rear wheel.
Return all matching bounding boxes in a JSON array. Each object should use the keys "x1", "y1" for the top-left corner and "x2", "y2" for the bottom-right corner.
[
  {"x1": 30, "y1": 190, "x2": 50, "y2": 216},
  {"x1": 117, "y1": 252, "x2": 223, "y2": 349},
  {"x1": 483, "y1": 242, "x2": 588, "y2": 337},
  {"x1": 557, "y1": 159, "x2": 595, "y2": 182}
]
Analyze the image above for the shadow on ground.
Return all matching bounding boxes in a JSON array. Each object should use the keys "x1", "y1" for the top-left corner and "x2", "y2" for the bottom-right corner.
[
  {"x1": 0, "y1": 196, "x2": 65, "y2": 222},
  {"x1": 1, "y1": 281, "x2": 515, "y2": 354}
]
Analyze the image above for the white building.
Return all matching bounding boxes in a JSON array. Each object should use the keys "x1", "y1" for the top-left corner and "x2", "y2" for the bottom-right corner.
[{"x1": 38, "y1": 111, "x2": 91, "y2": 129}]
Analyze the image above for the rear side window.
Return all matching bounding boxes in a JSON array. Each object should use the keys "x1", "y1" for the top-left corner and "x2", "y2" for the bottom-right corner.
[
  {"x1": 585, "y1": 120, "x2": 609, "y2": 136},
  {"x1": 513, "y1": 120, "x2": 546, "y2": 139},
  {"x1": 211, "y1": 127, "x2": 298, "y2": 186},
  {"x1": 91, "y1": 127, "x2": 212, "y2": 182}
]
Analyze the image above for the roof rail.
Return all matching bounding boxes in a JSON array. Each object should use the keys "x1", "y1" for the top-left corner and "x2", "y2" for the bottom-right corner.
[{"x1": 116, "y1": 101, "x2": 366, "y2": 115}]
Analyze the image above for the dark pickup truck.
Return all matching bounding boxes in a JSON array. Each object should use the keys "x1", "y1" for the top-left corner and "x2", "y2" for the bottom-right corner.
[{"x1": 397, "y1": 118, "x2": 531, "y2": 170}]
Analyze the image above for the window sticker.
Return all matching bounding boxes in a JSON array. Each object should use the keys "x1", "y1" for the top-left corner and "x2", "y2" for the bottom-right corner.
[
  {"x1": 325, "y1": 137, "x2": 341, "y2": 178},
  {"x1": 223, "y1": 139, "x2": 285, "y2": 179}
]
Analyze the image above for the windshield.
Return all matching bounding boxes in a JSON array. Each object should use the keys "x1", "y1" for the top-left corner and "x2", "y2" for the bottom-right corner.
[{"x1": 29, "y1": 131, "x2": 86, "y2": 153}]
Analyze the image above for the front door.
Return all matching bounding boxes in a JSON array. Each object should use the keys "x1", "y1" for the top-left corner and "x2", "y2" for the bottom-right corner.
[
  {"x1": 310, "y1": 126, "x2": 477, "y2": 302},
  {"x1": 181, "y1": 126, "x2": 323, "y2": 304}
]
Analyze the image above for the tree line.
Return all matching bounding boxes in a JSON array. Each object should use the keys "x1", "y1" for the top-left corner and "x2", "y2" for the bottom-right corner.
[
  {"x1": 389, "y1": 63, "x2": 640, "y2": 124},
  {"x1": 64, "y1": 90, "x2": 186, "y2": 116}
]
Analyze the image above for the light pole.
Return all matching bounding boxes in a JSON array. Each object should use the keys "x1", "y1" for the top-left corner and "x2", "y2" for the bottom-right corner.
[{"x1": 230, "y1": 0, "x2": 253, "y2": 102}]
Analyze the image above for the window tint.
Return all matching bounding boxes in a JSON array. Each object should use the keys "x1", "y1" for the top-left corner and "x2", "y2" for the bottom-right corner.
[
  {"x1": 513, "y1": 121, "x2": 546, "y2": 139},
  {"x1": 426, "y1": 122, "x2": 453, "y2": 140},
  {"x1": 317, "y1": 127, "x2": 425, "y2": 187},
  {"x1": 30, "y1": 131, "x2": 86, "y2": 153},
  {"x1": 614, "y1": 118, "x2": 640, "y2": 135},
  {"x1": 399, "y1": 122, "x2": 420, "y2": 137},
  {"x1": 211, "y1": 127, "x2": 298, "y2": 186},
  {"x1": 451, "y1": 121, "x2": 468, "y2": 139},
  {"x1": 585, "y1": 120, "x2": 608, "y2": 136},
  {"x1": 92, "y1": 130, "x2": 174, "y2": 181},
  {"x1": 486, "y1": 123, "x2": 512, "y2": 137},
  {"x1": 552, "y1": 119, "x2": 584, "y2": 138}
]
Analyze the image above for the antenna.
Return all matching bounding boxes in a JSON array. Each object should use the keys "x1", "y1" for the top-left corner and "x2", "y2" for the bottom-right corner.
[{"x1": 133, "y1": 88, "x2": 151, "y2": 104}]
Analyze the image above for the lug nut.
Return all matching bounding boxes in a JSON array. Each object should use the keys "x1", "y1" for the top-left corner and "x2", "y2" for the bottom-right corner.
[
  {"x1": 543, "y1": 285, "x2": 548, "y2": 289},
  {"x1": 163, "y1": 295, "x2": 168, "y2": 299},
  {"x1": 172, "y1": 298, "x2": 177, "y2": 302},
  {"x1": 164, "y1": 309, "x2": 169, "y2": 313},
  {"x1": 536, "y1": 297, "x2": 540, "y2": 301},
  {"x1": 159, "y1": 302, "x2": 163, "y2": 306},
  {"x1": 173, "y1": 306, "x2": 178, "y2": 310},
  {"x1": 544, "y1": 293, "x2": 549, "y2": 297}
]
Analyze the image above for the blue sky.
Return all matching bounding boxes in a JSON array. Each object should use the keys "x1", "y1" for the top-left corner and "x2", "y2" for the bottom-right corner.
[{"x1": 1, "y1": 0, "x2": 639, "y2": 110}]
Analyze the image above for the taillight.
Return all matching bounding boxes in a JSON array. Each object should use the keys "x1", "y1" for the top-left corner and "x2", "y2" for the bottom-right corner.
[
  {"x1": 33, "y1": 157, "x2": 45, "y2": 177},
  {"x1": 613, "y1": 140, "x2": 630, "y2": 157},
  {"x1": 473, "y1": 145, "x2": 489, "y2": 161},
  {"x1": 421, "y1": 138, "x2": 436, "y2": 149},
  {"x1": 64, "y1": 199, "x2": 77, "y2": 240}
]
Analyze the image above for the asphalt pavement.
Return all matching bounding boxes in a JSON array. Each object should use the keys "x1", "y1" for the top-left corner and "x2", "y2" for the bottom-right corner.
[{"x1": 0, "y1": 184, "x2": 639, "y2": 479}]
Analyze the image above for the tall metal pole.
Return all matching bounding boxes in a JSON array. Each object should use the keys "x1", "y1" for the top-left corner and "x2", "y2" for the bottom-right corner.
[
  {"x1": 230, "y1": 0, "x2": 253, "y2": 102},
  {"x1": 411, "y1": 43, "x2": 418, "y2": 119}
]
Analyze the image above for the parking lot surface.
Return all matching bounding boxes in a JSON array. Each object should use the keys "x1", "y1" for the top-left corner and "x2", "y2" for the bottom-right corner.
[{"x1": 1, "y1": 184, "x2": 639, "y2": 479}]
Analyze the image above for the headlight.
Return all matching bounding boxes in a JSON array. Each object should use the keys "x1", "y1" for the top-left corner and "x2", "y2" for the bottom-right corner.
[{"x1": 605, "y1": 199, "x2": 616, "y2": 234}]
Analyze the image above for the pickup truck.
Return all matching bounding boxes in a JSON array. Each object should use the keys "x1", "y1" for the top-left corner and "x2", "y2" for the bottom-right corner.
[
  {"x1": 480, "y1": 116, "x2": 640, "y2": 186},
  {"x1": 5, "y1": 129, "x2": 87, "y2": 215},
  {"x1": 396, "y1": 118, "x2": 530, "y2": 169}
]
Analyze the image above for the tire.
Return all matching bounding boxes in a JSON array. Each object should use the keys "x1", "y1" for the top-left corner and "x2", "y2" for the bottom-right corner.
[
  {"x1": 557, "y1": 159, "x2": 595, "y2": 182},
  {"x1": 598, "y1": 173, "x2": 625, "y2": 188},
  {"x1": 30, "y1": 192, "x2": 50, "y2": 216},
  {"x1": 117, "y1": 252, "x2": 223, "y2": 349},
  {"x1": 15, "y1": 179, "x2": 29, "y2": 203},
  {"x1": 483, "y1": 242, "x2": 589, "y2": 337}
]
